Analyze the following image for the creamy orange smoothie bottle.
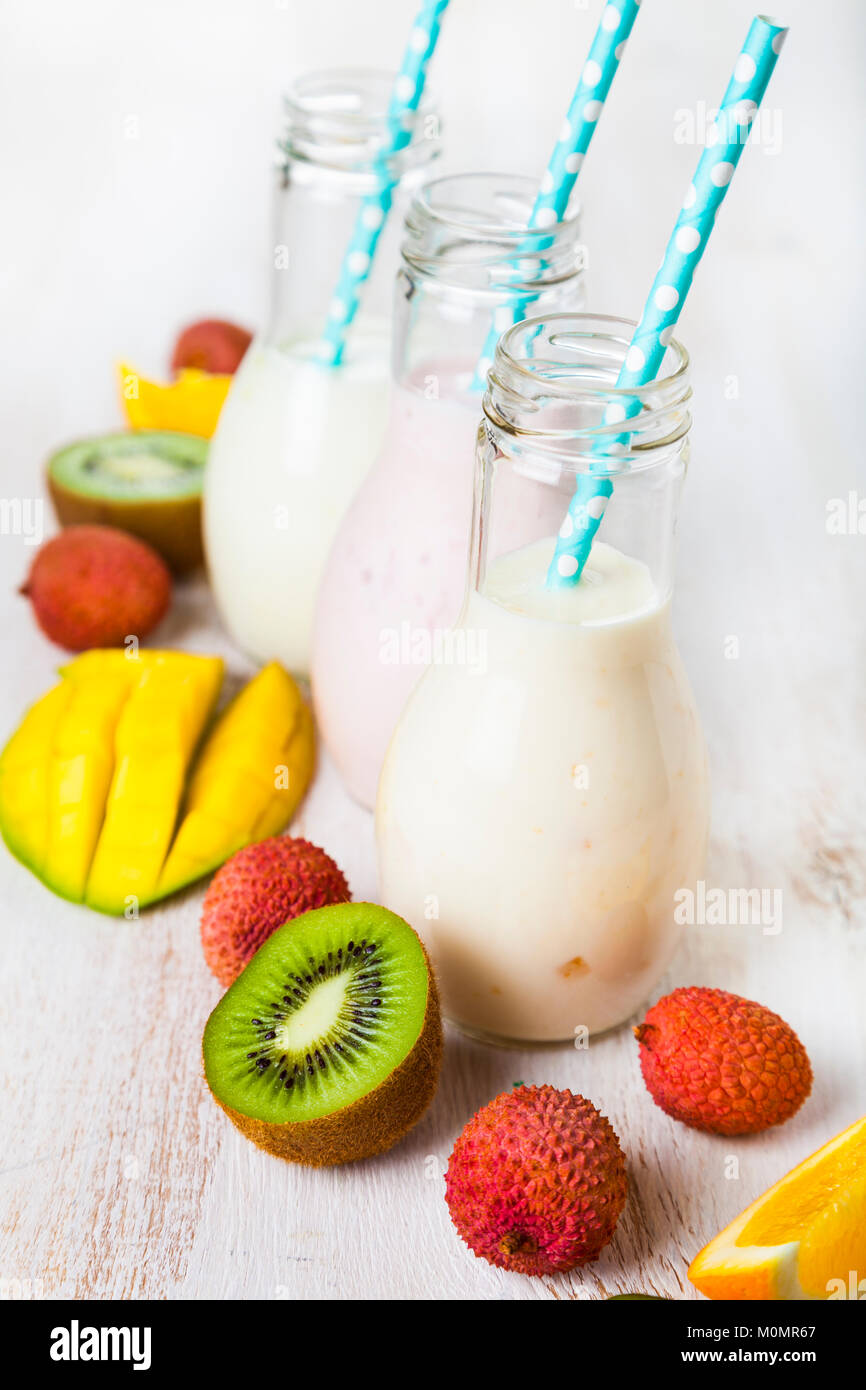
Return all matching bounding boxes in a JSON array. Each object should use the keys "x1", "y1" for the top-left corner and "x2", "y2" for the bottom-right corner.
[{"x1": 376, "y1": 313, "x2": 710, "y2": 1044}]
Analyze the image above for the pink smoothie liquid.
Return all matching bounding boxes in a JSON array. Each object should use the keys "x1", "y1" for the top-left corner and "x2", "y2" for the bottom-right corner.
[{"x1": 311, "y1": 364, "x2": 564, "y2": 808}]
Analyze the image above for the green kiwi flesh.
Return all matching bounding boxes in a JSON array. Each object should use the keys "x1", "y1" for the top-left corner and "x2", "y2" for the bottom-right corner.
[
  {"x1": 203, "y1": 902, "x2": 442, "y2": 1166},
  {"x1": 47, "y1": 430, "x2": 207, "y2": 572}
]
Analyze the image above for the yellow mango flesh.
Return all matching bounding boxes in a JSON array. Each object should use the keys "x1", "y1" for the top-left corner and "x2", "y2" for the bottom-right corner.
[
  {"x1": 119, "y1": 362, "x2": 231, "y2": 439},
  {"x1": 0, "y1": 652, "x2": 315, "y2": 915},
  {"x1": 45, "y1": 659, "x2": 141, "y2": 900},
  {"x1": 0, "y1": 683, "x2": 73, "y2": 874},
  {"x1": 157, "y1": 662, "x2": 315, "y2": 896},
  {"x1": 84, "y1": 655, "x2": 224, "y2": 913}
]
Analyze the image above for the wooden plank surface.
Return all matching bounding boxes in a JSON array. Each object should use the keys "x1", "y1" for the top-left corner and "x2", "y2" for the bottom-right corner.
[{"x1": 1, "y1": 329, "x2": 863, "y2": 1297}]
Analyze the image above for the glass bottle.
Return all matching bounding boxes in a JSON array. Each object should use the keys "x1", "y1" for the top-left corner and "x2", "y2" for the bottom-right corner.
[
  {"x1": 376, "y1": 312, "x2": 710, "y2": 1044},
  {"x1": 312, "y1": 172, "x2": 586, "y2": 807},
  {"x1": 204, "y1": 70, "x2": 441, "y2": 675}
]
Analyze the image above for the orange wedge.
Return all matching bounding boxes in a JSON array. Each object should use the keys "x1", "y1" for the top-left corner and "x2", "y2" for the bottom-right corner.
[{"x1": 689, "y1": 1115, "x2": 866, "y2": 1300}]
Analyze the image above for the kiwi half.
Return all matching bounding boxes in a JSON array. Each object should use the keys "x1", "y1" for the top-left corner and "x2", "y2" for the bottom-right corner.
[
  {"x1": 203, "y1": 902, "x2": 442, "y2": 1166},
  {"x1": 47, "y1": 430, "x2": 207, "y2": 573}
]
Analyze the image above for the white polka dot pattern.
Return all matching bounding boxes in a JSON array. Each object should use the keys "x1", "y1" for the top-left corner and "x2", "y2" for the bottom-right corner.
[
  {"x1": 317, "y1": 0, "x2": 450, "y2": 366},
  {"x1": 471, "y1": 1, "x2": 643, "y2": 392},
  {"x1": 547, "y1": 13, "x2": 789, "y2": 590}
]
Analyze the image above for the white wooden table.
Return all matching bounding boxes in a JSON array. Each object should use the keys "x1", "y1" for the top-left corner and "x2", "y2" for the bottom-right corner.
[
  {"x1": 1, "y1": 310, "x2": 864, "y2": 1298},
  {"x1": 1, "y1": 0, "x2": 865, "y2": 1302}
]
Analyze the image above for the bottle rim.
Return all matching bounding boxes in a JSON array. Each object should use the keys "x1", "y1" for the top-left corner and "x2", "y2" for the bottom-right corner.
[
  {"x1": 402, "y1": 171, "x2": 585, "y2": 295},
  {"x1": 483, "y1": 312, "x2": 692, "y2": 476},
  {"x1": 280, "y1": 68, "x2": 440, "y2": 177}
]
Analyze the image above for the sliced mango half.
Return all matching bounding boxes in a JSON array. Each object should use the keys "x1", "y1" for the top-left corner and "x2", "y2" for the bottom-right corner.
[
  {"x1": 689, "y1": 1114, "x2": 866, "y2": 1300},
  {"x1": 0, "y1": 652, "x2": 315, "y2": 916}
]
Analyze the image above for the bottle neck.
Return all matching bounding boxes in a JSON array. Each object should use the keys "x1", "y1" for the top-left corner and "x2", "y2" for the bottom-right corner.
[
  {"x1": 393, "y1": 173, "x2": 587, "y2": 399},
  {"x1": 265, "y1": 69, "x2": 441, "y2": 356},
  {"x1": 472, "y1": 313, "x2": 692, "y2": 604}
]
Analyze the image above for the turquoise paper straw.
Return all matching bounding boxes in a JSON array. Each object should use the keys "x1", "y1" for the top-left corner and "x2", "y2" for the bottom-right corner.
[
  {"x1": 316, "y1": 0, "x2": 450, "y2": 367},
  {"x1": 470, "y1": 0, "x2": 642, "y2": 392},
  {"x1": 547, "y1": 14, "x2": 788, "y2": 588}
]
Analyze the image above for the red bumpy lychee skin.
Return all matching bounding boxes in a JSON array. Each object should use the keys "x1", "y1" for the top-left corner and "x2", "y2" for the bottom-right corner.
[
  {"x1": 200, "y1": 837, "x2": 350, "y2": 986},
  {"x1": 445, "y1": 1085, "x2": 627, "y2": 1276},
  {"x1": 21, "y1": 524, "x2": 172, "y2": 650},
  {"x1": 635, "y1": 986, "x2": 812, "y2": 1136},
  {"x1": 171, "y1": 319, "x2": 252, "y2": 376}
]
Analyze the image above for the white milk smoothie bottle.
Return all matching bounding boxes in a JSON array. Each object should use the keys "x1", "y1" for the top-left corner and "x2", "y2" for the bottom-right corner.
[
  {"x1": 204, "y1": 71, "x2": 441, "y2": 674},
  {"x1": 312, "y1": 172, "x2": 586, "y2": 806},
  {"x1": 377, "y1": 313, "x2": 710, "y2": 1043}
]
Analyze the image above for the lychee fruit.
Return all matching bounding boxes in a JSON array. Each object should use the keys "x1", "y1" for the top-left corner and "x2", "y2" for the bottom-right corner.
[
  {"x1": 171, "y1": 319, "x2": 252, "y2": 376},
  {"x1": 445, "y1": 1085, "x2": 627, "y2": 1276},
  {"x1": 200, "y1": 837, "x2": 350, "y2": 986},
  {"x1": 635, "y1": 986, "x2": 812, "y2": 1135},
  {"x1": 21, "y1": 524, "x2": 171, "y2": 650}
]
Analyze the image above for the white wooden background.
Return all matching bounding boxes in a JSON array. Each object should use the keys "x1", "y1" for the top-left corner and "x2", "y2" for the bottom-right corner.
[{"x1": 1, "y1": 0, "x2": 865, "y2": 1301}]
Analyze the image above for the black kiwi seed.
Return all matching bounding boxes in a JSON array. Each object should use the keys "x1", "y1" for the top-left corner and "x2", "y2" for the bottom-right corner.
[{"x1": 230, "y1": 927, "x2": 399, "y2": 1109}]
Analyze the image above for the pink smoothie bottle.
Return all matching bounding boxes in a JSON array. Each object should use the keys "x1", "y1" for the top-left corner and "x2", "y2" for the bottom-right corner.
[{"x1": 311, "y1": 172, "x2": 587, "y2": 807}]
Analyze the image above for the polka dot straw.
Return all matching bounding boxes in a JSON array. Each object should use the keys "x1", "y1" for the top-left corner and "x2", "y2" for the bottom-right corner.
[
  {"x1": 547, "y1": 13, "x2": 789, "y2": 588},
  {"x1": 471, "y1": 0, "x2": 642, "y2": 391},
  {"x1": 316, "y1": 0, "x2": 450, "y2": 368}
]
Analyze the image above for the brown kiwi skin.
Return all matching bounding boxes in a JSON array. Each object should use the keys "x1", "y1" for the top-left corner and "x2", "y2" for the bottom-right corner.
[
  {"x1": 47, "y1": 478, "x2": 204, "y2": 574},
  {"x1": 204, "y1": 937, "x2": 443, "y2": 1167}
]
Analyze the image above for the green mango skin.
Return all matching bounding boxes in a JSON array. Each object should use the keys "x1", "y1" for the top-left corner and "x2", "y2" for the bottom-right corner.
[{"x1": 607, "y1": 1293, "x2": 667, "y2": 1300}]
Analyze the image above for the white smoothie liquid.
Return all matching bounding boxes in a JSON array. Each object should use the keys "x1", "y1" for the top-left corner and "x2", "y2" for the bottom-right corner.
[
  {"x1": 376, "y1": 536, "x2": 710, "y2": 1042},
  {"x1": 204, "y1": 329, "x2": 390, "y2": 675},
  {"x1": 312, "y1": 367, "x2": 565, "y2": 808}
]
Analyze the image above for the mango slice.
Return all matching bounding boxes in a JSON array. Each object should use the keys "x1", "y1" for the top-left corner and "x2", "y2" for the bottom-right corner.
[
  {"x1": 45, "y1": 657, "x2": 142, "y2": 901},
  {"x1": 0, "y1": 682, "x2": 73, "y2": 875},
  {"x1": 84, "y1": 654, "x2": 224, "y2": 913},
  {"x1": 0, "y1": 652, "x2": 315, "y2": 916},
  {"x1": 119, "y1": 362, "x2": 231, "y2": 439},
  {"x1": 157, "y1": 662, "x2": 315, "y2": 897}
]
